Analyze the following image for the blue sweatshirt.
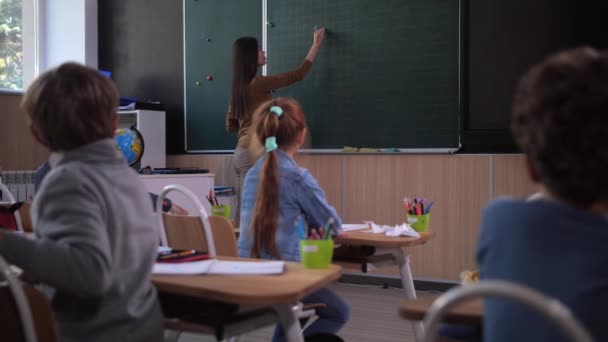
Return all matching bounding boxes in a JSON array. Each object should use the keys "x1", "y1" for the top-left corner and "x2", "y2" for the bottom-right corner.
[{"x1": 477, "y1": 197, "x2": 608, "y2": 342}]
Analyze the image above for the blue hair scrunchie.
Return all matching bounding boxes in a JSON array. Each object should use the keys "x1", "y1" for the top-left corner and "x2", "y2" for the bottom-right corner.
[
  {"x1": 270, "y1": 106, "x2": 283, "y2": 117},
  {"x1": 265, "y1": 136, "x2": 278, "y2": 152}
]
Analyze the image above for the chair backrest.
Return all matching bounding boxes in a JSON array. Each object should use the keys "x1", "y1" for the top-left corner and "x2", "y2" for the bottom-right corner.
[
  {"x1": 0, "y1": 182, "x2": 24, "y2": 232},
  {"x1": 162, "y1": 214, "x2": 238, "y2": 257},
  {"x1": 423, "y1": 280, "x2": 594, "y2": 342},
  {"x1": 156, "y1": 184, "x2": 216, "y2": 257},
  {"x1": 0, "y1": 256, "x2": 59, "y2": 342},
  {"x1": 18, "y1": 202, "x2": 33, "y2": 233}
]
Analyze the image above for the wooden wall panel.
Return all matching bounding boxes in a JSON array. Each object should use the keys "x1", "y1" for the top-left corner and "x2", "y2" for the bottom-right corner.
[
  {"x1": 0, "y1": 94, "x2": 49, "y2": 170},
  {"x1": 295, "y1": 154, "x2": 343, "y2": 218},
  {"x1": 166, "y1": 153, "x2": 536, "y2": 281},
  {"x1": 492, "y1": 154, "x2": 538, "y2": 198},
  {"x1": 343, "y1": 155, "x2": 491, "y2": 280}
]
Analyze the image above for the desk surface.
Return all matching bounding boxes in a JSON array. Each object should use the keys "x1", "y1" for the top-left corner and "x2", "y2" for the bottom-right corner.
[
  {"x1": 139, "y1": 173, "x2": 215, "y2": 179},
  {"x1": 153, "y1": 258, "x2": 341, "y2": 306},
  {"x1": 399, "y1": 295, "x2": 483, "y2": 325},
  {"x1": 335, "y1": 229, "x2": 436, "y2": 248}
]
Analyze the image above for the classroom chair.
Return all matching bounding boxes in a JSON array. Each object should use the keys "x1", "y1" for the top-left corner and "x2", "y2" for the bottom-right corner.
[
  {"x1": 422, "y1": 280, "x2": 593, "y2": 342},
  {"x1": 0, "y1": 255, "x2": 60, "y2": 342},
  {"x1": 156, "y1": 184, "x2": 325, "y2": 341},
  {"x1": 0, "y1": 181, "x2": 24, "y2": 232},
  {"x1": 161, "y1": 213, "x2": 238, "y2": 257},
  {"x1": 156, "y1": 184, "x2": 278, "y2": 342},
  {"x1": 16, "y1": 202, "x2": 33, "y2": 233}
]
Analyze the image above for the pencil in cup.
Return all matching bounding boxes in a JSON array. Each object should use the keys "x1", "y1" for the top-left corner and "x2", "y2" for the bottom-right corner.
[{"x1": 404, "y1": 197, "x2": 432, "y2": 232}]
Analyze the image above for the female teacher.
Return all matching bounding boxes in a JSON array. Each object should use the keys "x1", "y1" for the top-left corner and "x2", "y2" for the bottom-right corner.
[{"x1": 226, "y1": 28, "x2": 325, "y2": 225}]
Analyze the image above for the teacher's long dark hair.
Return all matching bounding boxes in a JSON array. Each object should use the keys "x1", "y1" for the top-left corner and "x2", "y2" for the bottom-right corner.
[
  {"x1": 250, "y1": 98, "x2": 307, "y2": 259},
  {"x1": 230, "y1": 37, "x2": 259, "y2": 120}
]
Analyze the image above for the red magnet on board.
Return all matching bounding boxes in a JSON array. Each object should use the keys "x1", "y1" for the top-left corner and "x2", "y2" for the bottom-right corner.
[{"x1": 206, "y1": 76, "x2": 213, "y2": 81}]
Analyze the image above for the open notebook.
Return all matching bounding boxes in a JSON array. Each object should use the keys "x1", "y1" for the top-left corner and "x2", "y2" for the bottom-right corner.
[{"x1": 153, "y1": 259, "x2": 285, "y2": 275}]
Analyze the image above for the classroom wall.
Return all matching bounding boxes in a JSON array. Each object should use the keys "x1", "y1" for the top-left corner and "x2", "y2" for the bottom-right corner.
[
  {"x1": 0, "y1": 94, "x2": 49, "y2": 170},
  {"x1": 98, "y1": 0, "x2": 184, "y2": 154},
  {"x1": 168, "y1": 153, "x2": 537, "y2": 282},
  {"x1": 0, "y1": 1, "x2": 545, "y2": 282}
]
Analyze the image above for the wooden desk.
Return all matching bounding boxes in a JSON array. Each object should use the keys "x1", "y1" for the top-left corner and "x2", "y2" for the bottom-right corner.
[
  {"x1": 400, "y1": 295, "x2": 483, "y2": 325},
  {"x1": 153, "y1": 259, "x2": 342, "y2": 342},
  {"x1": 334, "y1": 229, "x2": 436, "y2": 342}
]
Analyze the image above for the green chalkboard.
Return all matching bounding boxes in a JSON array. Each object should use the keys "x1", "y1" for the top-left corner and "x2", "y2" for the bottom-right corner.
[
  {"x1": 184, "y1": 0, "x2": 261, "y2": 151},
  {"x1": 185, "y1": 0, "x2": 461, "y2": 151}
]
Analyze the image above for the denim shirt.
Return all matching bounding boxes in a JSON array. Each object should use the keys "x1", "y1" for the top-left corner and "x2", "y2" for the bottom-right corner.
[{"x1": 238, "y1": 149, "x2": 342, "y2": 261}]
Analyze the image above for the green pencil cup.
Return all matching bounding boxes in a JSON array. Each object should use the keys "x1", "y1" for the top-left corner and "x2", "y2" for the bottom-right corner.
[
  {"x1": 299, "y1": 240, "x2": 334, "y2": 269},
  {"x1": 407, "y1": 213, "x2": 430, "y2": 232},
  {"x1": 211, "y1": 205, "x2": 231, "y2": 219}
]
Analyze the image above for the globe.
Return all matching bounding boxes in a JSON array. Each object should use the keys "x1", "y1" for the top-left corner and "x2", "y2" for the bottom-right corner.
[{"x1": 115, "y1": 126, "x2": 145, "y2": 166}]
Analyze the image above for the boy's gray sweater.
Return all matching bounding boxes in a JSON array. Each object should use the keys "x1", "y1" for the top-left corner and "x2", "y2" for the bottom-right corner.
[{"x1": 0, "y1": 139, "x2": 163, "y2": 342}]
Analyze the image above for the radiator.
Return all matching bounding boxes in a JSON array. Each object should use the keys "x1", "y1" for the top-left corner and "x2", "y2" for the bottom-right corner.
[{"x1": 0, "y1": 171, "x2": 37, "y2": 202}]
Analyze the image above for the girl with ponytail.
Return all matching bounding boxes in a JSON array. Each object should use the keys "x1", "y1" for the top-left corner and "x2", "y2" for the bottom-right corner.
[{"x1": 237, "y1": 98, "x2": 349, "y2": 341}]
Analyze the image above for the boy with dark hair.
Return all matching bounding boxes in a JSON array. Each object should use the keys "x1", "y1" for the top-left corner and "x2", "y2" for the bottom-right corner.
[
  {"x1": 0, "y1": 62, "x2": 163, "y2": 342},
  {"x1": 477, "y1": 47, "x2": 608, "y2": 342}
]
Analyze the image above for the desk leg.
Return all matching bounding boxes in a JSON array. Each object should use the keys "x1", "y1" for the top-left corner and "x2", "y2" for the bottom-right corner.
[
  {"x1": 395, "y1": 248, "x2": 425, "y2": 342},
  {"x1": 274, "y1": 303, "x2": 304, "y2": 342}
]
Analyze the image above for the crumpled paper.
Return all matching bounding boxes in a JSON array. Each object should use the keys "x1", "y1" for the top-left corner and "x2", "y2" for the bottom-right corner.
[{"x1": 366, "y1": 221, "x2": 420, "y2": 238}]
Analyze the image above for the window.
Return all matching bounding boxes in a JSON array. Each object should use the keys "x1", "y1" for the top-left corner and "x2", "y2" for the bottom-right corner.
[{"x1": 0, "y1": 0, "x2": 36, "y2": 92}]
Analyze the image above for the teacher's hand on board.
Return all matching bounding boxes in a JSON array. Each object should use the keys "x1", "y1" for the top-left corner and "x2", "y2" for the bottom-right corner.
[
  {"x1": 313, "y1": 28, "x2": 326, "y2": 46},
  {"x1": 306, "y1": 28, "x2": 326, "y2": 62}
]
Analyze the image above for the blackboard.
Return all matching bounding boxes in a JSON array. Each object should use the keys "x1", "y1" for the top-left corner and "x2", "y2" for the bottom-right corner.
[
  {"x1": 184, "y1": 0, "x2": 461, "y2": 151},
  {"x1": 184, "y1": 0, "x2": 261, "y2": 151}
]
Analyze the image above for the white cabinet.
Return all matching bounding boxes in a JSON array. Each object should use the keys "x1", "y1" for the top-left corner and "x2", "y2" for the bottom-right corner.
[
  {"x1": 139, "y1": 174, "x2": 215, "y2": 215},
  {"x1": 118, "y1": 110, "x2": 166, "y2": 168}
]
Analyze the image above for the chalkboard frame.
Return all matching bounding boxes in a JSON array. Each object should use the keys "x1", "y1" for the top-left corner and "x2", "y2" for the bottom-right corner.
[{"x1": 183, "y1": 0, "x2": 465, "y2": 153}]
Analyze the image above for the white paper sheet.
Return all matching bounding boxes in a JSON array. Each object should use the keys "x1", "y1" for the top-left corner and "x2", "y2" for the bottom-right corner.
[
  {"x1": 153, "y1": 259, "x2": 285, "y2": 275},
  {"x1": 341, "y1": 223, "x2": 370, "y2": 231}
]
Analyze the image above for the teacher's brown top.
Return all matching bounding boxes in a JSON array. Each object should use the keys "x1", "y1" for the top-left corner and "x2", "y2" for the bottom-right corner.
[{"x1": 226, "y1": 60, "x2": 313, "y2": 149}]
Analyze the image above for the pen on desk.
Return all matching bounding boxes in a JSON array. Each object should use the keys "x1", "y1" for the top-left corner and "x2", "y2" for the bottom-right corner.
[{"x1": 158, "y1": 249, "x2": 196, "y2": 259}]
